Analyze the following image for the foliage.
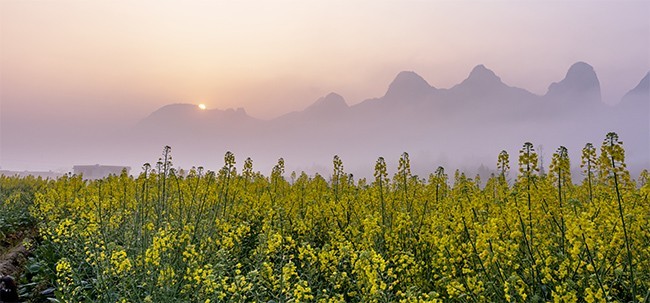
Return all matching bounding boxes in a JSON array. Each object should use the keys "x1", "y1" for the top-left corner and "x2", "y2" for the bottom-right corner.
[
  {"x1": 19, "y1": 134, "x2": 650, "y2": 302},
  {"x1": 0, "y1": 175, "x2": 46, "y2": 243}
]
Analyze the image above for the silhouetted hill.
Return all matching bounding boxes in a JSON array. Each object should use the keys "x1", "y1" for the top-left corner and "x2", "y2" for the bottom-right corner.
[
  {"x1": 615, "y1": 72, "x2": 649, "y2": 167},
  {"x1": 134, "y1": 103, "x2": 261, "y2": 153},
  {"x1": 546, "y1": 62, "x2": 601, "y2": 103},
  {"x1": 443, "y1": 65, "x2": 538, "y2": 117},
  {"x1": 139, "y1": 104, "x2": 256, "y2": 130},
  {"x1": 621, "y1": 72, "x2": 649, "y2": 106},
  {"x1": 126, "y1": 62, "x2": 648, "y2": 177},
  {"x1": 306, "y1": 93, "x2": 348, "y2": 113},
  {"x1": 384, "y1": 71, "x2": 435, "y2": 100},
  {"x1": 452, "y1": 64, "x2": 504, "y2": 92}
]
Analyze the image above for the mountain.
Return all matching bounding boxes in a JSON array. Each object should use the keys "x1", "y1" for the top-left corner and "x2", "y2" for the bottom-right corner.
[
  {"x1": 615, "y1": 72, "x2": 650, "y2": 169},
  {"x1": 271, "y1": 92, "x2": 351, "y2": 146},
  {"x1": 383, "y1": 71, "x2": 434, "y2": 100},
  {"x1": 136, "y1": 103, "x2": 259, "y2": 141},
  {"x1": 273, "y1": 92, "x2": 349, "y2": 119},
  {"x1": 353, "y1": 71, "x2": 435, "y2": 115},
  {"x1": 545, "y1": 62, "x2": 601, "y2": 103},
  {"x1": 445, "y1": 65, "x2": 538, "y2": 113},
  {"x1": 352, "y1": 65, "x2": 540, "y2": 124},
  {"x1": 125, "y1": 62, "x2": 648, "y2": 177},
  {"x1": 302, "y1": 92, "x2": 349, "y2": 116},
  {"x1": 452, "y1": 64, "x2": 505, "y2": 92},
  {"x1": 140, "y1": 103, "x2": 252, "y2": 125},
  {"x1": 621, "y1": 72, "x2": 649, "y2": 105}
]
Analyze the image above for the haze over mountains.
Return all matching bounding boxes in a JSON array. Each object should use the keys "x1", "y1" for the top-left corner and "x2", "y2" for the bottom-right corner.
[
  {"x1": 2, "y1": 62, "x2": 648, "y2": 178},
  {"x1": 117, "y1": 61, "x2": 648, "y2": 178}
]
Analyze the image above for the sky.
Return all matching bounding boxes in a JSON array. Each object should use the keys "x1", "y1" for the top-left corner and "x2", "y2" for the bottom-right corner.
[{"x1": 1, "y1": 0, "x2": 649, "y2": 171}]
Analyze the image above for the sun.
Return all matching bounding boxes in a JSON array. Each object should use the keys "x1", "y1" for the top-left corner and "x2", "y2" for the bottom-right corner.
[{"x1": 198, "y1": 103, "x2": 206, "y2": 110}]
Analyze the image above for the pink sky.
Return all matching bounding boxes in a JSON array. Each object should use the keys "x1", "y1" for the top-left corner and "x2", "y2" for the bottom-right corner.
[{"x1": 2, "y1": 1, "x2": 648, "y2": 120}]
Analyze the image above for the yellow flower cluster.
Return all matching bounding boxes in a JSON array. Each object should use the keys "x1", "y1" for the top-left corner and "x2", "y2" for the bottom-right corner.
[
  {"x1": 145, "y1": 228, "x2": 175, "y2": 267},
  {"x1": 109, "y1": 249, "x2": 133, "y2": 276},
  {"x1": 20, "y1": 137, "x2": 649, "y2": 302}
]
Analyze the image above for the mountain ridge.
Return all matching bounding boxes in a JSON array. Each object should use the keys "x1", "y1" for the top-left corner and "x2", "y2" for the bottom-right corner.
[
  {"x1": 142, "y1": 62, "x2": 613, "y2": 122},
  {"x1": 621, "y1": 71, "x2": 649, "y2": 105},
  {"x1": 384, "y1": 71, "x2": 435, "y2": 100},
  {"x1": 130, "y1": 61, "x2": 648, "y2": 178},
  {"x1": 545, "y1": 61, "x2": 601, "y2": 103}
]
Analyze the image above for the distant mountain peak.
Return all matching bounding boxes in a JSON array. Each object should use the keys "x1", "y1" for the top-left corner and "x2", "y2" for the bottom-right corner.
[
  {"x1": 546, "y1": 62, "x2": 601, "y2": 102},
  {"x1": 304, "y1": 92, "x2": 348, "y2": 115},
  {"x1": 467, "y1": 64, "x2": 501, "y2": 82},
  {"x1": 149, "y1": 103, "x2": 201, "y2": 116},
  {"x1": 323, "y1": 92, "x2": 346, "y2": 103},
  {"x1": 384, "y1": 71, "x2": 433, "y2": 99},
  {"x1": 563, "y1": 62, "x2": 599, "y2": 86},
  {"x1": 621, "y1": 71, "x2": 649, "y2": 105},
  {"x1": 567, "y1": 61, "x2": 595, "y2": 75},
  {"x1": 140, "y1": 103, "x2": 254, "y2": 128},
  {"x1": 452, "y1": 64, "x2": 505, "y2": 92},
  {"x1": 158, "y1": 103, "x2": 197, "y2": 110}
]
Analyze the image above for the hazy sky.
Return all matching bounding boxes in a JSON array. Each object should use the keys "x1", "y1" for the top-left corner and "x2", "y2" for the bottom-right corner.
[{"x1": 2, "y1": 0, "x2": 648, "y2": 122}]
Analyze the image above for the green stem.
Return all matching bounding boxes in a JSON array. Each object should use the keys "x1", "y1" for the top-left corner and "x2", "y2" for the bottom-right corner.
[{"x1": 611, "y1": 155, "x2": 635, "y2": 300}]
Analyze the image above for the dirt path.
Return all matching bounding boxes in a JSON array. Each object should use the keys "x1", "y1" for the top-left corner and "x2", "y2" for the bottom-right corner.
[{"x1": 0, "y1": 229, "x2": 33, "y2": 278}]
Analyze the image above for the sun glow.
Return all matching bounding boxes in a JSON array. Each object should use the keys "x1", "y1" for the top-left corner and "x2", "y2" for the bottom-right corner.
[{"x1": 198, "y1": 104, "x2": 206, "y2": 110}]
